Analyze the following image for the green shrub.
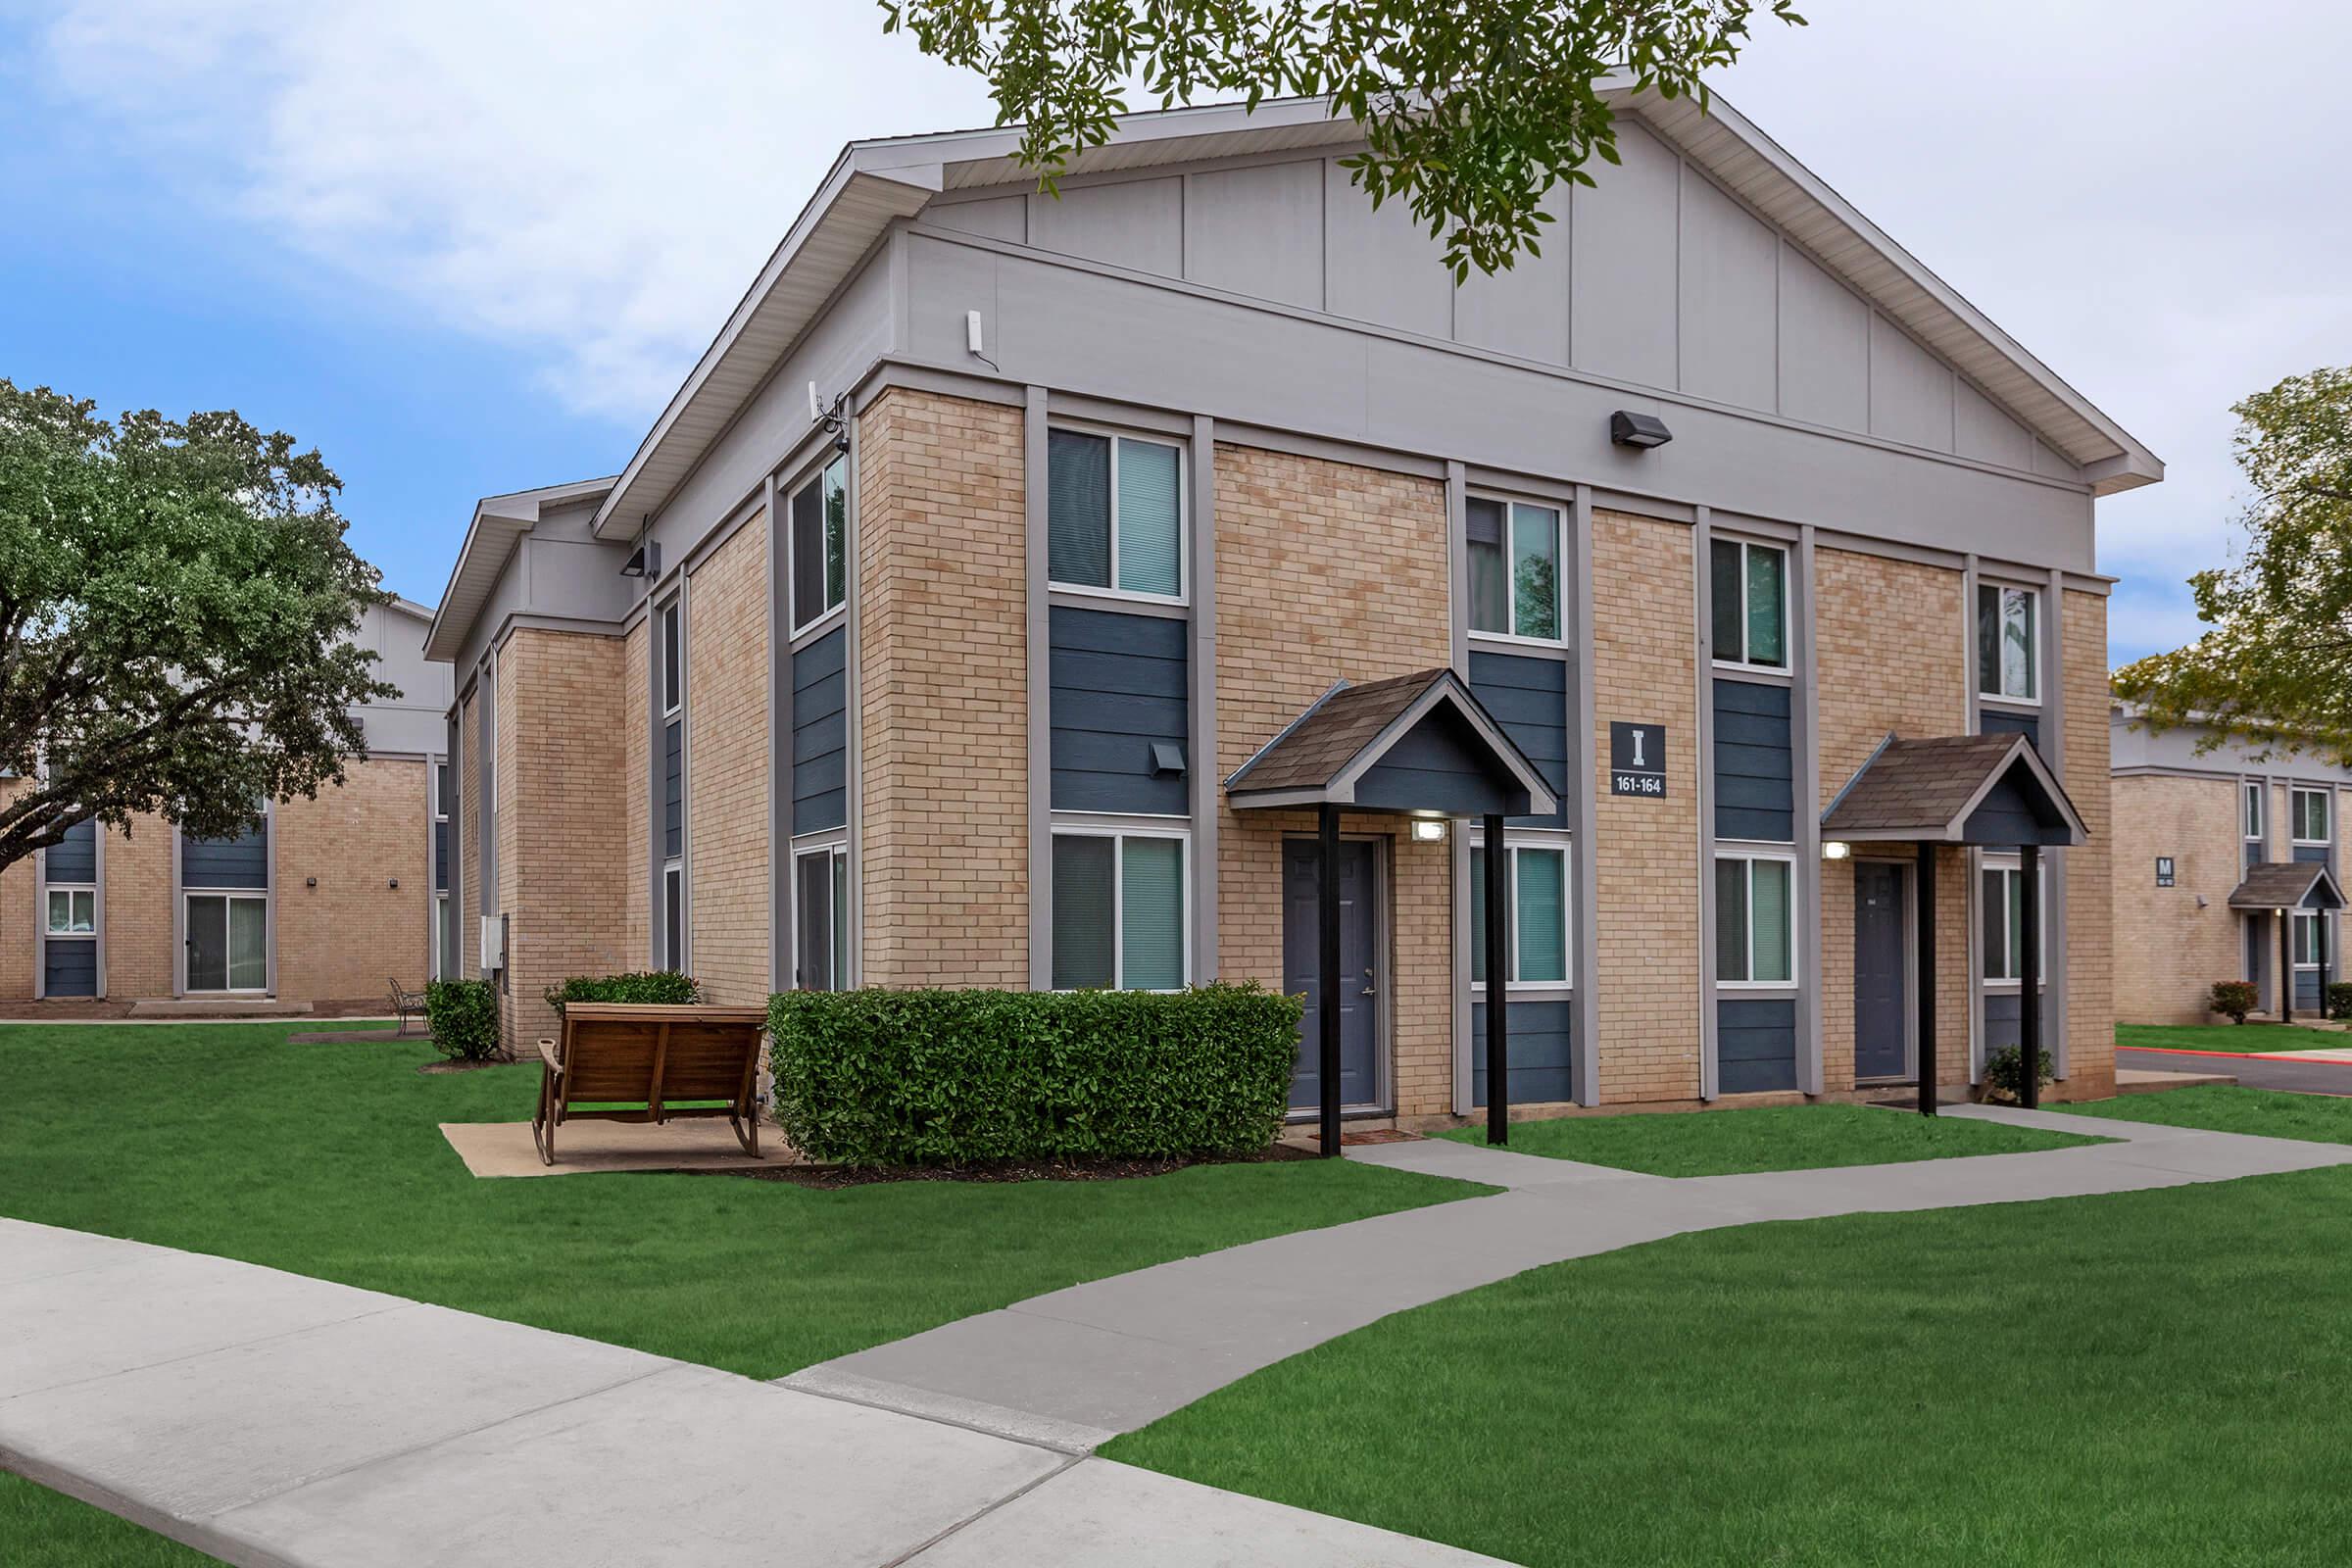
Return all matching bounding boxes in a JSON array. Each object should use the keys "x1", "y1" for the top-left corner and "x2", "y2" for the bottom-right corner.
[
  {"x1": 425, "y1": 979, "x2": 501, "y2": 1062},
  {"x1": 2328, "y1": 981, "x2": 2352, "y2": 1021},
  {"x1": 1980, "y1": 1043, "x2": 2055, "y2": 1105},
  {"x1": 766, "y1": 983, "x2": 1304, "y2": 1166},
  {"x1": 543, "y1": 970, "x2": 702, "y2": 1018},
  {"x1": 2210, "y1": 979, "x2": 2258, "y2": 1024}
]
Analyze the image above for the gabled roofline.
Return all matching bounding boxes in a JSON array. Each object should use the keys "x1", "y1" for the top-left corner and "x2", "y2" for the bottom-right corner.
[
  {"x1": 425, "y1": 476, "x2": 617, "y2": 663},
  {"x1": 1822, "y1": 732, "x2": 2087, "y2": 845},
  {"x1": 1226, "y1": 668, "x2": 1558, "y2": 816}
]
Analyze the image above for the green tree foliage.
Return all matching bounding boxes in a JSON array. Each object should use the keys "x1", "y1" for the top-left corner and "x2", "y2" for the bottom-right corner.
[
  {"x1": 0, "y1": 380, "x2": 394, "y2": 871},
  {"x1": 881, "y1": 0, "x2": 1804, "y2": 279},
  {"x1": 2115, "y1": 368, "x2": 2352, "y2": 762}
]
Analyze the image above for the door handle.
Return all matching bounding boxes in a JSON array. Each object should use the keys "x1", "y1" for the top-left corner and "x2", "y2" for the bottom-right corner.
[{"x1": 1360, "y1": 967, "x2": 1376, "y2": 997}]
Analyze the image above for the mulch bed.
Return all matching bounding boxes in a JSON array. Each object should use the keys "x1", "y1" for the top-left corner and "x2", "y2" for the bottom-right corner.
[
  {"x1": 417, "y1": 1058, "x2": 506, "y2": 1075},
  {"x1": 707, "y1": 1140, "x2": 1318, "y2": 1189}
]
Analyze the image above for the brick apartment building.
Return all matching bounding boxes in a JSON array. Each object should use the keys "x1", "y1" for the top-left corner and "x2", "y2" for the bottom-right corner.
[
  {"x1": 2111, "y1": 706, "x2": 2352, "y2": 1026},
  {"x1": 6, "y1": 599, "x2": 455, "y2": 1008},
  {"x1": 424, "y1": 91, "x2": 2158, "y2": 1117}
]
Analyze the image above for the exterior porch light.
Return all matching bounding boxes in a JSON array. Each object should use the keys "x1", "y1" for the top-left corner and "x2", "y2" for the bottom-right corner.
[
  {"x1": 1609, "y1": 410, "x2": 1674, "y2": 450},
  {"x1": 1409, "y1": 817, "x2": 1446, "y2": 843},
  {"x1": 1822, "y1": 841, "x2": 1851, "y2": 860}
]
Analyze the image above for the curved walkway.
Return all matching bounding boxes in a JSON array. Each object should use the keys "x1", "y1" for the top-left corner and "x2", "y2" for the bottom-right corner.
[{"x1": 782, "y1": 1105, "x2": 2352, "y2": 1450}]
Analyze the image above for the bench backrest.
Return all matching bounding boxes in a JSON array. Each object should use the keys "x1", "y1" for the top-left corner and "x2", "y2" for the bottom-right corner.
[{"x1": 556, "y1": 1004, "x2": 767, "y2": 1111}]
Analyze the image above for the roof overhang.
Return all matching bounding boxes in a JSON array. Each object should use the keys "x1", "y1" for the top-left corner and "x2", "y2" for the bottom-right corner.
[
  {"x1": 2228, "y1": 862, "x2": 2347, "y2": 913},
  {"x1": 1822, "y1": 732, "x2": 2088, "y2": 847},
  {"x1": 1226, "y1": 668, "x2": 1557, "y2": 816},
  {"x1": 424, "y1": 476, "x2": 616, "y2": 663}
]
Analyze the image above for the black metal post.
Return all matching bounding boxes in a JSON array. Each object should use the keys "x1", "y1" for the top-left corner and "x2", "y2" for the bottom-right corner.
[
  {"x1": 1484, "y1": 812, "x2": 1510, "y2": 1146},
  {"x1": 1317, "y1": 804, "x2": 1343, "y2": 1157},
  {"x1": 2323, "y1": 912, "x2": 2333, "y2": 1023},
  {"x1": 2280, "y1": 909, "x2": 2294, "y2": 1025},
  {"x1": 2019, "y1": 843, "x2": 2041, "y2": 1110},
  {"x1": 1917, "y1": 842, "x2": 1937, "y2": 1116}
]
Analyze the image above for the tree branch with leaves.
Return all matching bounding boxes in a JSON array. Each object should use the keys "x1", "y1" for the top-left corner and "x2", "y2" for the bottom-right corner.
[{"x1": 883, "y1": 0, "x2": 1804, "y2": 279}]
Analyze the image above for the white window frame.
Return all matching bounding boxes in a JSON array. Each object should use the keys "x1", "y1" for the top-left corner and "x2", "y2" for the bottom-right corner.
[
  {"x1": 431, "y1": 893, "x2": 451, "y2": 981},
  {"x1": 2291, "y1": 786, "x2": 2330, "y2": 847},
  {"x1": 1978, "y1": 581, "x2": 2041, "y2": 706},
  {"x1": 2244, "y1": 779, "x2": 2266, "y2": 843},
  {"x1": 1048, "y1": 820, "x2": 1192, "y2": 992},
  {"x1": 787, "y1": 454, "x2": 850, "y2": 636},
  {"x1": 1710, "y1": 535, "x2": 1790, "y2": 674},
  {"x1": 659, "y1": 593, "x2": 685, "y2": 971},
  {"x1": 430, "y1": 760, "x2": 451, "y2": 979},
  {"x1": 1715, "y1": 846, "x2": 1799, "y2": 991},
  {"x1": 1466, "y1": 830, "x2": 1575, "y2": 993},
  {"x1": 1047, "y1": 422, "x2": 1190, "y2": 609},
  {"x1": 662, "y1": 864, "x2": 685, "y2": 972},
  {"x1": 2292, "y1": 909, "x2": 2326, "y2": 972},
  {"x1": 791, "y1": 837, "x2": 854, "y2": 992},
  {"x1": 1980, "y1": 857, "x2": 2049, "y2": 988},
  {"x1": 44, "y1": 885, "x2": 96, "y2": 936},
  {"x1": 1465, "y1": 492, "x2": 1566, "y2": 649}
]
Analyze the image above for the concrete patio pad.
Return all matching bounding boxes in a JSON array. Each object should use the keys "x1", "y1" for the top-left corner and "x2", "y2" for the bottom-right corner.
[{"x1": 439, "y1": 1117, "x2": 775, "y2": 1177}]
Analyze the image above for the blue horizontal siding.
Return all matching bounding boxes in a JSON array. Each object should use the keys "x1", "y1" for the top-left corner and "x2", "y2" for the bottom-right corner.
[
  {"x1": 1469, "y1": 651, "x2": 1568, "y2": 828},
  {"x1": 792, "y1": 626, "x2": 849, "y2": 835},
  {"x1": 1471, "y1": 998, "x2": 1575, "y2": 1106},
  {"x1": 432, "y1": 820, "x2": 448, "y2": 892},
  {"x1": 1049, "y1": 607, "x2": 1188, "y2": 815},
  {"x1": 1962, "y1": 772, "x2": 2070, "y2": 847},
  {"x1": 1979, "y1": 708, "x2": 2040, "y2": 752},
  {"x1": 1713, "y1": 679, "x2": 1792, "y2": 843},
  {"x1": 43, "y1": 938, "x2": 96, "y2": 998},
  {"x1": 182, "y1": 823, "x2": 268, "y2": 890},
  {"x1": 2293, "y1": 844, "x2": 2330, "y2": 865},
  {"x1": 1718, "y1": 995, "x2": 1796, "y2": 1093},
  {"x1": 46, "y1": 820, "x2": 96, "y2": 884}
]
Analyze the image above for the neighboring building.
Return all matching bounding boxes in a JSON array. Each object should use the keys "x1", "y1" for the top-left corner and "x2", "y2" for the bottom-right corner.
[
  {"x1": 425, "y1": 90, "x2": 2158, "y2": 1116},
  {"x1": 2111, "y1": 707, "x2": 2352, "y2": 1025},
  {"x1": 2, "y1": 599, "x2": 454, "y2": 1007}
]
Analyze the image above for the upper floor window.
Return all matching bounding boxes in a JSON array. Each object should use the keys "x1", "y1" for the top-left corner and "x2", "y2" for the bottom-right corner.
[
  {"x1": 1716, "y1": 852, "x2": 1794, "y2": 986},
  {"x1": 1467, "y1": 497, "x2": 1561, "y2": 642},
  {"x1": 1977, "y1": 583, "x2": 2038, "y2": 703},
  {"x1": 1048, "y1": 429, "x2": 1183, "y2": 601},
  {"x1": 1051, "y1": 828, "x2": 1187, "y2": 990},
  {"x1": 2244, "y1": 780, "x2": 2266, "y2": 842},
  {"x1": 661, "y1": 599, "x2": 683, "y2": 716},
  {"x1": 1469, "y1": 840, "x2": 1570, "y2": 987},
  {"x1": 790, "y1": 456, "x2": 849, "y2": 631},
  {"x1": 2293, "y1": 787, "x2": 2330, "y2": 845},
  {"x1": 1710, "y1": 538, "x2": 1787, "y2": 670}
]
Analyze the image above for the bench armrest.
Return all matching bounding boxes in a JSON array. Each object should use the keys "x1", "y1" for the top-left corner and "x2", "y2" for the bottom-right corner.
[{"x1": 536, "y1": 1038, "x2": 564, "y2": 1072}]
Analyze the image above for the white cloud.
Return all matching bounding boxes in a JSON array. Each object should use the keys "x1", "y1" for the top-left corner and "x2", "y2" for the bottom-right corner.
[{"x1": 37, "y1": 0, "x2": 998, "y2": 422}]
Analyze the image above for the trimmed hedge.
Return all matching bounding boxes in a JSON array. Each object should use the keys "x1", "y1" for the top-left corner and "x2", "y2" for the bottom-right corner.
[
  {"x1": 766, "y1": 984, "x2": 1304, "y2": 1166},
  {"x1": 544, "y1": 970, "x2": 702, "y2": 1018},
  {"x1": 425, "y1": 979, "x2": 501, "y2": 1062},
  {"x1": 2329, "y1": 981, "x2": 2352, "y2": 1022}
]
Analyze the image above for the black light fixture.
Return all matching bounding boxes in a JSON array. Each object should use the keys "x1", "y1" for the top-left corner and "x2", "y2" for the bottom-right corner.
[
  {"x1": 619, "y1": 538, "x2": 661, "y2": 579},
  {"x1": 1609, "y1": 410, "x2": 1674, "y2": 450}
]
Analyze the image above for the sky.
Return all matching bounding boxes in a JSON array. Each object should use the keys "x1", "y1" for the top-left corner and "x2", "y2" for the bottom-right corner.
[{"x1": 4, "y1": 1, "x2": 2346, "y2": 664}]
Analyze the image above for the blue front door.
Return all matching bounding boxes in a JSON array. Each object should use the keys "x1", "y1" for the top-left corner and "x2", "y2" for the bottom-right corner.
[
  {"x1": 1853, "y1": 860, "x2": 1909, "y2": 1081},
  {"x1": 1284, "y1": 837, "x2": 1381, "y2": 1109}
]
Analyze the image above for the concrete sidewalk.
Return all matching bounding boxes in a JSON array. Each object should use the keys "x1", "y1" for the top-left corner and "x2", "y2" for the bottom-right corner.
[
  {"x1": 791, "y1": 1105, "x2": 2352, "y2": 1446},
  {"x1": 0, "y1": 1219, "x2": 1501, "y2": 1567}
]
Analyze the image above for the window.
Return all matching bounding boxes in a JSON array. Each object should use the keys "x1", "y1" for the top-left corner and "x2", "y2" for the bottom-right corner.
[
  {"x1": 432, "y1": 894, "x2": 450, "y2": 980},
  {"x1": 2293, "y1": 787, "x2": 2330, "y2": 845},
  {"x1": 2293, "y1": 911, "x2": 2325, "y2": 970},
  {"x1": 662, "y1": 865, "x2": 684, "y2": 972},
  {"x1": 1980, "y1": 861, "x2": 2047, "y2": 983},
  {"x1": 45, "y1": 888, "x2": 94, "y2": 935},
  {"x1": 1051, "y1": 830, "x2": 1186, "y2": 990},
  {"x1": 661, "y1": 600, "x2": 683, "y2": 715},
  {"x1": 431, "y1": 760, "x2": 451, "y2": 978},
  {"x1": 1709, "y1": 538, "x2": 1788, "y2": 669},
  {"x1": 1715, "y1": 854, "x2": 1794, "y2": 985},
  {"x1": 660, "y1": 594, "x2": 684, "y2": 963},
  {"x1": 1976, "y1": 583, "x2": 2038, "y2": 702},
  {"x1": 185, "y1": 893, "x2": 267, "y2": 992},
  {"x1": 1048, "y1": 429, "x2": 1184, "y2": 600},
  {"x1": 794, "y1": 844, "x2": 853, "y2": 991},
  {"x1": 790, "y1": 456, "x2": 849, "y2": 630},
  {"x1": 1468, "y1": 842, "x2": 1570, "y2": 986},
  {"x1": 1466, "y1": 497, "x2": 1561, "y2": 641},
  {"x1": 2245, "y1": 780, "x2": 2266, "y2": 842}
]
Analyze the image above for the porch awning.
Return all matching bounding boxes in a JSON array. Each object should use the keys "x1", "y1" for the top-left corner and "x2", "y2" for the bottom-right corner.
[
  {"x1": 2228, "y1": 860, "x2": 2347, "y2": 912},
  {"x1": 1223, "y1": 668, "x2": 1557, "y2": 817},
  {"x1": 1821, "y1": 732, "x2": 2086, "y2": 847}
]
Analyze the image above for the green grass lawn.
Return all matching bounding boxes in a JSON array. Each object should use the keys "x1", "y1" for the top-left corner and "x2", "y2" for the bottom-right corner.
[
  {"x1": 1106, "y1": 1163, "x2": 2352, "y2": 1566},
  {"x1": 2119, "y1": 1022, "x2": 2348, "y2": 1054},
  {"x1": 2058, "y1": 1083, "x2": 2352, "y2": 1144},
  {"x1": 0, "y1": 1023, "x2": 1477, "y2": 1378},
  {"x1": 0, "y1": 1474, "x2": 219, "y2": 1566},
  {"x1": 1434, "y1": 1101, "x2": 2105, "y2": 1176}
]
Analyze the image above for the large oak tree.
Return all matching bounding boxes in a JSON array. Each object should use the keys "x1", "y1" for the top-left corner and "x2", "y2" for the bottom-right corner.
[{"x1": 0, "y1": 380, "x2": 395, "y2": 872}]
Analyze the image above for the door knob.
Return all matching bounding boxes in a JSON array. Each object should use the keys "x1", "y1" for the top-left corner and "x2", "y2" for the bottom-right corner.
[{"x1": 1361, "y1": 967, "x2": 1376, "y2": 997}]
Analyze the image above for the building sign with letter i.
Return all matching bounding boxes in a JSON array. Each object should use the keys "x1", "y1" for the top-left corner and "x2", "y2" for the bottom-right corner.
[{"x1": 1609, "y1": 722, "x2": 1668, "y2": 798}]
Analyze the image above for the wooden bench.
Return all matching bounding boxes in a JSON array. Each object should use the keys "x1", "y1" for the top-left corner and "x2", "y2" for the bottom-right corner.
[{"x1": 532, "y1": 1003, "x2": 767, "y2": 1167}]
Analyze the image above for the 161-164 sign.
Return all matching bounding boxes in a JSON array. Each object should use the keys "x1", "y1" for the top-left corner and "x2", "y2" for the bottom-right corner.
[{"x1": 1610, "y1": 722, "x2": 1667, "y2": 798}]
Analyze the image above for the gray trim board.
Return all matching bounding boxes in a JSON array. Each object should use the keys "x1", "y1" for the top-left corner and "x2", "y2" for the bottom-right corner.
[
  {"x1": 1025, "y1": 386, "x2": 1054, "y2": 992},
  {"x1": 1189, "y1": 413, "x2": 1218, "y2": 983},
  {"x1": 1693, "y1": 506, "x2": 1719, "y2": 1100},
  {"x1": 2044, "y1": 563, "x2": 2069, "y2": 1079},
  {"x1": 1570, "y1": 485, "x2": 1601, "y2": 1107},
  {"x1": 1794, "y1": 524, "x2": 1823, "y2": 1095},
  {"x1": 767, "y1": 472, "x2": 788, "y2": 991},
  {"x1": 841, "y1": 411, "x2": 864, "y2": 985}
]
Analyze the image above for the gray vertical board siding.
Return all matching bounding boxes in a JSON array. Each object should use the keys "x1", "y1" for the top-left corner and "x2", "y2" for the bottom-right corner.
[
  {"x1": 1868, "y1": 314, "x2": 1956, "y2": 453},
  {"x1": 1028, "y1": 176, "x2": 1183, "y2": 274},
  {"x1": 1570, "y1": 121, "x2": 1680, "y2": 390},
  {"x1": 1322, "y1": 160, "x2": 1451, "y2": 339},
  {"x1": 43, "y1": 939, "x2": 96, "y2": 998},
  {"x1": 1717, "y1": 996, "x2": 1798, "y2": 1093},
  {"x1": 791, "y1": 626, "x2": 850, "y2": 835},
  {"x1": 46, "y1": 820, "x2": 96, "y2": 884},
  {"x1": 1049, "y1": 606, "x2": 1190, "y2": 815},
  {"x1": 1452, "y1": 194, "x2": 1568, "y2": 364},
  {"x1": 1470, "y1": 999, "x2": 1575, "y2": 1105},
  {"x1": 929, "y1": 194, "x2": 1026, "y2": 244},
  {"x1": 1677, "y1": 165, "x2": 1778, "y2": 411},
  {"x1": 1956, "y1": 381, "x2": 2034, "y2": 468},
  {"x1": 1352, "y1": 707, "x2": 1519, "y2": 815},
  {"x1": 181, "y1": 824, "x2": 269, "y2": 890},
  {"x1": 1776, "y1": 244, "x2": 1870, "y2": 432},
  {"x1": 1468, "y1": 652, "x2": 1569, "y2": 828},
  {"x1": 1183, "y1": 161, "x2": 1324, "y2": 311},
  {"x1": 1979, "y1": 707, "x2": 2040, "y2": 753},
  {"x1": 1712, "y1": 679, "x2": 1794, "y2": 842}
]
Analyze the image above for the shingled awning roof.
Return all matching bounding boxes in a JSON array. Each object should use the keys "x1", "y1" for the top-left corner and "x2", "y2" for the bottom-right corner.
[
  {"x1": 1821, "y1": 732, "x2": 2085, "y2": 847},
  {"x1": 2228, "y1": 860, "x2": 2347, "y2": 912},
  {"x1": 1225, "y1": 669, "x2": 1556, "y2": 817}
]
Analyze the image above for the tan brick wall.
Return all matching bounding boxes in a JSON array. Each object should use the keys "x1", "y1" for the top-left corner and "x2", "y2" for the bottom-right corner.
[
  {"x1": 687, "y1": 516, "x2": 772, "y2": 1004},
  {"x1": 1815, "y1": 548, "x2": 1970, "y2": 1093},
  {"x1": 856, "y1": 389, "x2": 1028, "y2": 987},
  {"x1": 1589, "y1": 509, "x2": 1701, "y2": 1104},
  {"x1": 623, "y1": 616, "x2": 650, "y2": 969},
  {"x1": 496, "y1": 627, "x2": 632, "y2": 1050},
  {"x1": 2056, "y1": 589, "x2": 2114, "y2": 1098},
  {"x1": 0, "y1": 782, "x2": 32, "y2": 1000},
  {"x1": 1212, "y1": 443, "x2": 1455, "y2": 1115},
  {"x1": 2110, "y1": 772, "x2": 2240, "y2": 1027},
  {"x1": 274, "y1": 758, "x2": 430, "y2": 1001},
  {"x1": 101, "y1": 813, "x2": 174, "y2": 998}
]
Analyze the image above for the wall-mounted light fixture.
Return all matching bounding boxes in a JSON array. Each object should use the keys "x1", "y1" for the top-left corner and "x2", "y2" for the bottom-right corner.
[
  {"x1": 305, "y1": 875, "x2": 318, "y2": 887},
  {"x1": 619, "y1": 537, "x2": 661, "y2": 579},
  {"x1": 1410, "y1": 817, "x2": 1447, "y2": 844},
  {"x1": 388, "y1": 878, "x2": 399, "y2": 890},
  {"x1": 1822, "y1": 841, "x2": 1851, "y2": 861},
  {"x1": 1609, "y1": 410, "x2": 1674, "y2": 450}
]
